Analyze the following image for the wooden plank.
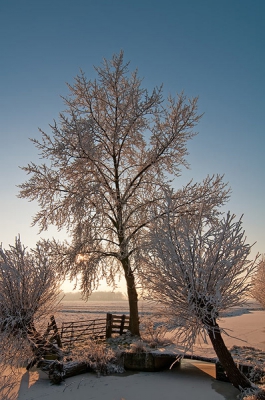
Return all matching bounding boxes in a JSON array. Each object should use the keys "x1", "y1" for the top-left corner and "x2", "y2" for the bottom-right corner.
[
  {"x1": 63, "y1": 325, "x2": 105, "y2": 332},
  {"x1": 62, "y1": 319, "x2": 105, "y2": 326}
]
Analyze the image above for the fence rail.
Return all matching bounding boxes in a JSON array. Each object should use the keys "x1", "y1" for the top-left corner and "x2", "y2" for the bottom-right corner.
[{"x1": 60, "y1": 318, "x2": 106, "y2": 347}]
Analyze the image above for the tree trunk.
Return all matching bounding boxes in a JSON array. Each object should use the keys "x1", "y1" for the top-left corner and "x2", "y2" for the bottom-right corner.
[
  {"x1": 37, "y1": 359, "x2": 93, "y2": 384},
  {"x1": 126, "y1": 274, "x2": 140, "y2": 336},
  {"x1": 121, "y1": 257, "x2": 140, "y2": 336},
  {"x1": 207, "y1": 320, "x2": 252, "y2": 390}
]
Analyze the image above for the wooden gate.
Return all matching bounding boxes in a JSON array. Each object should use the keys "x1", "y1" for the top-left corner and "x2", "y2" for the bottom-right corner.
[
  {"x1": 60, "y1": 318, "x2": 106, "y2": 347},
  {"x1": 106, "y1": 313, "x2": 129, "y2": 338}
]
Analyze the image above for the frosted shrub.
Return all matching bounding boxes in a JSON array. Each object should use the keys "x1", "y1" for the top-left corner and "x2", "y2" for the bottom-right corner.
[
  {"x1": 140, "y1": 316, "x2": 171, "y2": 348},
  {"x1": 248, "y1": 367, "x2": 265, "y2": 384},
  {"x1": 0, "y1": 370, "x2": 19, "y2": 400},
  {"x1": 238, "y1": 386, "x2": 265, "y2": 400},
  {"x1": 129, "y1": 340, "x2": 147, "y2": 353},
  {"x1": 0, "y1": 237, "x2": 62, "y2": 398},
  {"x1": 67, "y1": 340, "x2": 124, "y2": 375},
  {"x1": 252, "y1": 257, "x2": 265, "y2": 309}
]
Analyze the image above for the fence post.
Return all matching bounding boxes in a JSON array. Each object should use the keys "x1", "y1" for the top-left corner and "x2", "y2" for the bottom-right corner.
[
  {"x1": 43, "y1": 321, "x2": 52, "y2": 340},
  {"x1": 106, "y1": 313, "x2": 113, "y2": 338},
  {"x1": 50, "y1": 315, "x2": 62, "y2": 348},
  {"x1": 120, "y1": 314, "x2": 126, "y2": 335},
  {"x1": 61, "y1": 322, "x2": 64, "y2": 344},
  {"x1": 70, "y1": 322, "x2": 75, "y2": 347}
]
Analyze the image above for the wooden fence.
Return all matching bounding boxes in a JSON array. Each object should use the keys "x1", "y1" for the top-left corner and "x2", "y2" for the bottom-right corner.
[
  {"x1": 106, "y1": 313, "x2": 129, "y2": 338},
  {"x1": 46, "y1": 313, "x2": 130, "y2": 348}
]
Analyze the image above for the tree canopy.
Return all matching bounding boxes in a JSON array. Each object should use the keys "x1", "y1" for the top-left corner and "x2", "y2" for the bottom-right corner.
[{"x1": 19, "y1": 52, "x2": 229, "y2": 335}]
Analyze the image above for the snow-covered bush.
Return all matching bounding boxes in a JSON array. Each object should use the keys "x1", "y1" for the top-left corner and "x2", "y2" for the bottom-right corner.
[
  {"x1": 238, "y1": 386, "x2": 265, "y2": 400},
  {"x1": 129, "y1": 340, "x2": 147, "y2": 353},
  {"x1": 0, "y1": 236, "x2": 62, "y2": 398},
  {"x1": 230, "y1": 346, "x2": 265, "y2": 383},
  {"x1": 140, "y1": 316, "x2": 172, "y2": 348},
  {"x1": 252, "y1": 257, "x2": 265, "y2": 309},
  {"x1": 0, "y1": 237, "x2": 61, "y2": 338},
  {"x1": 67, "y1": 340, "x2": 124, "y2": 375},
  {"x1": 0, "y1": 370, "x2": 19, "y2": 400}
]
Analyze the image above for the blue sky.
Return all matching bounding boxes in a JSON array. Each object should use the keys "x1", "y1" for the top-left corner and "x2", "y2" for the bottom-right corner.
[{"x1": 0, "y1": 0, "x2": 264, "y2": 290}]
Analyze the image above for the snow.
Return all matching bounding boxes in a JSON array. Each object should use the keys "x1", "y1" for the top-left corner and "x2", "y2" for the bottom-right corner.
[
  {"x1": 15, "y1": 364, "x2": 239, "y2": 400},
  {"x1": 6, "y1": 307, "x2": 264, "y2": 400}
]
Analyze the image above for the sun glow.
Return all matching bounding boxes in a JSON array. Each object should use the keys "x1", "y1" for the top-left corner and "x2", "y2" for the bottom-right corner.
[{"x1": 75, "y1": 254, "x2": 89, "y2": 263}]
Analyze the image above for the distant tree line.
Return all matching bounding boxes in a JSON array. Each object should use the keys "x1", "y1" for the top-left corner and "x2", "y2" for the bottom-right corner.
[{"x1": 62, "y1": 291, "x2": 127, "y2": 301}]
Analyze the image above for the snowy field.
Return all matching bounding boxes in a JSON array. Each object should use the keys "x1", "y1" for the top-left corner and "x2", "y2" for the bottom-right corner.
[
  {"x1": 55, "y1": 298, "x2": 263, "y2": 322},
  {"x1": 7, "y1": 300, "x2": 265, "y2": 399},
  {"x1": 53, "y1": 299, "x2": 153, "y2": 324}
]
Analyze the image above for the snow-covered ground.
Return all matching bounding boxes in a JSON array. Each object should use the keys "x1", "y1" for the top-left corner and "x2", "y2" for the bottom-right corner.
[
  {"x1": 16, "y1": 361, "x2": 240, "y2": 400},
  {"x1": 8, "y1": 302, "x2": 265, "y2": 400}
]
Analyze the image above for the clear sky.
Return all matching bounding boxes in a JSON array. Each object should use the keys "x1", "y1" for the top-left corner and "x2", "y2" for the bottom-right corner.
[{"x1": 0, "y1": 0, "x2": 264, "y2": 291}]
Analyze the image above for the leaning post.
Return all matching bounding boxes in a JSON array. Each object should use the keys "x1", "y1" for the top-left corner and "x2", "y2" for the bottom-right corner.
[{"x1": 50, "y1": 315, "x2": 63, "y2": 348}]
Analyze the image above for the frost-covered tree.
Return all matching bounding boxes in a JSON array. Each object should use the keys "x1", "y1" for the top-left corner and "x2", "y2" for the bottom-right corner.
[
  {"x1": 0, "y1": 236, "x2": 62, "y2": 383},
  {"x1": 19, "y1": 51, "x2": 229, "y2": 335},
  {"x1": 252, "y1": 256, "x2": 265, "y2": 309},
  {"x1": 144, "y1": 199, "x2": 261, "y2": 392}
]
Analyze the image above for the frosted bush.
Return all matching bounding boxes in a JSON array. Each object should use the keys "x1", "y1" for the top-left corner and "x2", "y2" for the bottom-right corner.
[
  {"x1": 238, "y1": 386, "x2": 265, "y2": 400},
  {"x1": 140, "y1": 316, "x2": 172, "y2": 348},
  {"x1": 0, "y1": 237, "x2": 63, "y2": 397},
  {"x1": 252, "y1": 257, "x2": 265, "y2": 309},
  {"x1": 129, "y1": 340, "x2": 147, "y2": 353},
  {"x1": 67, "y1": 340, "x2": 124, "y2": 375}
]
